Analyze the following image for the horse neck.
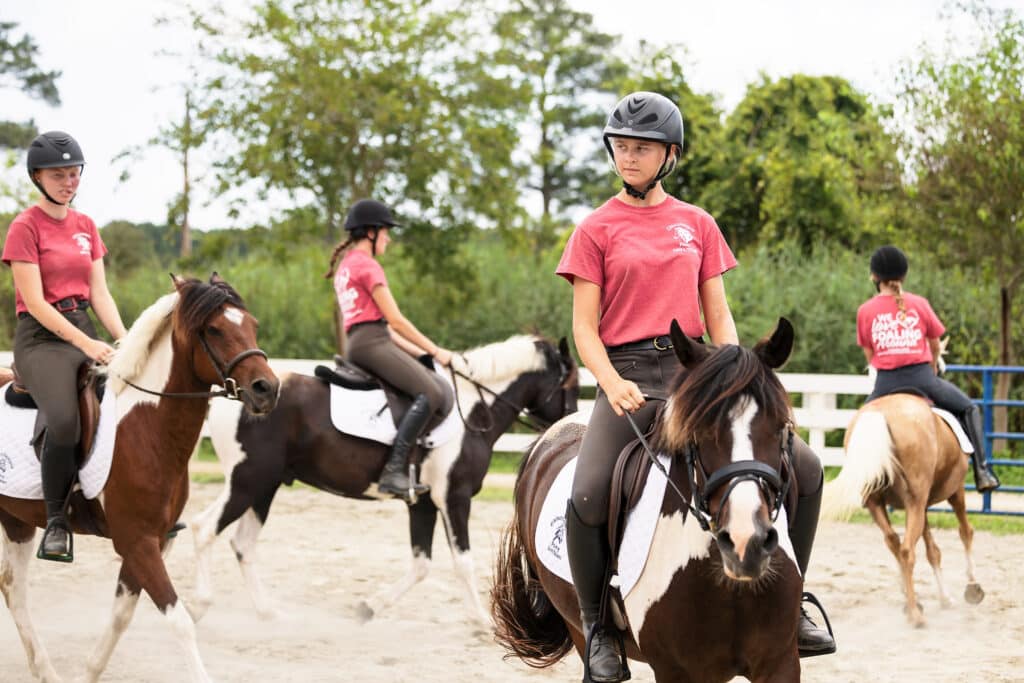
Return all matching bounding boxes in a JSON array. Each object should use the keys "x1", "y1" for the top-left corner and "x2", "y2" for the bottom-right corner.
[{"x1": 463, "y1": 381, "x2": 523, "y2": 447}]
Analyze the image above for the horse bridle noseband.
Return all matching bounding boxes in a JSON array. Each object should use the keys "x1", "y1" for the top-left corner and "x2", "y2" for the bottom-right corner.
[
  {"x1": 115, "y1": 331, "x2": 268, "y2": 402},
  {"x1": 449, "y1": 354, "x2": 572, "y2": 434},
  {"x1": 625, "y1": 412, "x2": 793, "y2": 533}
]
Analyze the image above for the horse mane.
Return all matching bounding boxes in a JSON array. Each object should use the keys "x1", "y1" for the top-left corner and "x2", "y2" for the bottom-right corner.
[
  {"x1": 103, "y1": 277, "x2": 247, "y2": 392},
  {"x1": 659, "y1": 344, "x2": 791, "y2": 453},
  {"x1": 454, "y1": 334, "x2": 546, "y2": 382}
]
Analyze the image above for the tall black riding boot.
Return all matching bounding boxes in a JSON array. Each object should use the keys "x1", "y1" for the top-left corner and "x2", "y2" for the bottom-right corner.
[
  {"x1": 789, "y1": 472, "x2": 836, "y2": 657},
  {"x1": 378, "y1": 393, "x2": 432, "y2": 504},
  {"x1": 565, "y1": 501, "x2": 628, "y2": 683},
  {"x1": 962, "y1": 405, "x2": 1000, "y2": 493},
  {"x1": 37, "y1": 441, "x2": 78, "y2": 562}
]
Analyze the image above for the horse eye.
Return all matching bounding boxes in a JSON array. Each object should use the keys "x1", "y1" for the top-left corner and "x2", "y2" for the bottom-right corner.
[{"x1": 206, "y1": 326, "x2": 223, "y2": 338}]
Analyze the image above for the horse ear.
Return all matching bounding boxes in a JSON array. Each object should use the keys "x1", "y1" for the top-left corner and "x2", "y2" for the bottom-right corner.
[
  {"x1": 558, "y1": 336, "x2": 571, "y2": 360},
  {"x1": 210, "y1": 271, "x2": 225, "y2": 285},
  {"x1": 670, "y1": 319, "x2": 709, "y2": 369},
  {"x1": 754, "y1": 317, "x2": 794, "y2": 369},
  {"x1": 170, "y1": 273, "x2": 187, "y2": 290}
]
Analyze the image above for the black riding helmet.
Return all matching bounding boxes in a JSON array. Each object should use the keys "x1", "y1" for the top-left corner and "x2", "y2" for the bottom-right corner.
[
  {"x1": 603, "y1": 91, "x2": 684, "y2": 200},
  {"x1": 344, "y1": 199, "x2": 400, "y2": 232},
  {"x1": 870, "y1": 245, "x2": 909, "y2": 282},
  {"x1": 27, "y1": 131, "x2": 86, "y2": 206}
]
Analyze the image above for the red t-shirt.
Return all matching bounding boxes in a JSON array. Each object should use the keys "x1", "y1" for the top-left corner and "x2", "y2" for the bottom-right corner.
[
  {"x1": 856, "y1": 292, "x2": 946, "y2": 369},
  {"x1": 335, "y1": 249, "x2": 387, "y2": 332},
  {"x1": 2, "y1": 205, "x2": 107, "y2": 315},
  {"x1": 556, "y1": 196, "x2": 737, "y2": 345}
]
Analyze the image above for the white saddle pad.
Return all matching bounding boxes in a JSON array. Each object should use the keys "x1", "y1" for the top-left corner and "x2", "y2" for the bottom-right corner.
[
  {"x1": 0, "y1": 382, "x2": 117, "y2": 500},
  {"x1": 536, "y1": 452, "x2": 671, "y2": 599},
  {"x1": 328, "y1": 369, "x2": 461, "y2": 449},
  {"x1": 933, "y1": 407, "x2": 973, "y2": 453}
]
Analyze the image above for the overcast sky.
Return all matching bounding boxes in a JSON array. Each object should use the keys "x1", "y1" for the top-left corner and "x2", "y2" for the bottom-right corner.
[{"x1": 4, "y1": 0, "x2": 1022, "y2": 229}]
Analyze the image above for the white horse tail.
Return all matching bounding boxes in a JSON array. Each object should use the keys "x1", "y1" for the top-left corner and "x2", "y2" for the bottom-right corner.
[{"x1": 822, "y1": 410, "x2": 901, "y2": 521}]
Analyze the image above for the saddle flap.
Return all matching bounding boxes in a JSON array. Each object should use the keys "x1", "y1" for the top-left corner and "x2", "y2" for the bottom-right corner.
[
  {"x1": 608, "y1": 404, "x2": 665, "y2": 566},
  {"x1": 77, "y1": 364, "x2": 102, "y2": 468}
]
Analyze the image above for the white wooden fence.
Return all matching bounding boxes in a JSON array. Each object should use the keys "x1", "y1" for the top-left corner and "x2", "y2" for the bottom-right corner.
[{"x1": 0, "y1": 353, "x2": 867, "y2": 466}]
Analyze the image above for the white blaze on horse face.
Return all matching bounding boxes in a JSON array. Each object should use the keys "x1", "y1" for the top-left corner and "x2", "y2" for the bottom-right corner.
[
  {"x1": 223, "y1": 306, "x2": 245, "y2": 326},
  {"x1": 725, "y1": 397, "x2": 764, "y2": 569}
]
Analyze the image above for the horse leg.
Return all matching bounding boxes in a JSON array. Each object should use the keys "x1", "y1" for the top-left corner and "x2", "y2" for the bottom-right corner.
[
  {"x1": 230, "y1": 506, "x2": 279, "y2": 619},
  {"x1": 118, "y1": 538, "x2": 213, "y2": 683},
  {"x1": 189, "y1": 479, "x2": 238, "y2": 621},
  {"x1": 865, "y1": 500, "x2": 902, "y2": 568},
  {"x1": 441, "y1": 492, "x2": 490, "y2": 625},
  {"x1": 920, "y1": 519, "x2": 953, "y2": 608},
  {"x1": 948, "y1": 487, "x2": 984, "y2": 604},
  {"x1": 356, "y1": 495, "x2": 436, "y2": 623},
  {"x1": 78, "y1": 566, "x2": 142, "y2": 683},
  {"x1": 899, "y1": 503, "x2": 927, "y2": 627},
  {"x1": 1, "y1": 517, "x2": 62, "y2": 682}
]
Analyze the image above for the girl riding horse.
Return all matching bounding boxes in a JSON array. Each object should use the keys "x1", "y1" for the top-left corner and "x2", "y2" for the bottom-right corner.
[
  {"x1": 856, "y1": 245, "x2": 999, "y2": 492},
  {"x1": 556, "y1": 91, "x2": 834, "y2": 680},
  {"x1": 2, "y1": 131, "x2": 127, "y2": 562}
]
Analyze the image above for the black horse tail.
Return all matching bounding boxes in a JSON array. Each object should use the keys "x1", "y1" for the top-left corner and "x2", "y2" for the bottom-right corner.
[{"x1": 491, "y1": 517, "x2": 573, "y2": 667}]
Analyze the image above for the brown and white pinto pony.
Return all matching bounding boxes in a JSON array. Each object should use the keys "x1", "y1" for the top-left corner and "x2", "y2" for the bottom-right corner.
[
  {"x1": 822, "y1": 393, "x2": 985, "y2": 627},
  {"x1": 0, "y1": 274, "x2": 278, "y2": 683},
  {"x1": 189, "y1": 334, "x2": 577, "y2": 624},
  {"x1": 493, "y1": 319, "x2": 804, "y2": 683}
]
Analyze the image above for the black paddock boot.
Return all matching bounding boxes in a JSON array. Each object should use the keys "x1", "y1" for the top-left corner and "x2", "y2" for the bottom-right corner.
[
  {"x1": 565, "y1": 501, "x2": 629, "y2": 683},
  {"x1": 37, "y1": 442, "x2": 78, "y2": 563},
  {"x1": 790, "y1": 472, "x2": 836, "y2": 657},
  {"x1": 962, "y1": 405, "x2": 1000, "y2": 493},
  {"x1": 378, "y1": 393, "x2": 432, "y2": 504}
]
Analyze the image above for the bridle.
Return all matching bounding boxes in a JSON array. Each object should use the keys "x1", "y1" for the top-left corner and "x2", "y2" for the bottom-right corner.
[
  {"x1": 625, "y1": 411, "x2": 793, "y2": 534},
  {"x1": 448, "y1": 354, "x2": 573, "y2": 435},
  {"x1": 115, "y1": 330, "x2": 268, "y2": 402}
]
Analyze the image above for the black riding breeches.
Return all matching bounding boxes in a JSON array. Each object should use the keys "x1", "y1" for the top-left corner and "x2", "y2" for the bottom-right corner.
[
  {"x1": 346, "y1": 320, "x2": 446, "y2": 417},
  {"x1": 13, "y1": 310, "x2": 96, "y2": 448},
  {"x1": 571, "y1": 347, "x2": 681, "y2": 527},
  {"x1": 868, "y1": 362, "x2": 973, "y2": 414}
]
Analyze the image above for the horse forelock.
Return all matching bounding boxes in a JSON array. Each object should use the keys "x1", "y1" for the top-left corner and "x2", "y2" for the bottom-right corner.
[
  {"x1": 173, "y1": 278, "x2": 247, "y2": 338},
  {"x1": 659, "y1": 345, "x2": 790, "y2": 453},
  {"x1": 102, "y1": 291, "x2": 179, "y2": 390},
  {"x1": 456, "y1": 334, "x2": 545, "y2": 382}
]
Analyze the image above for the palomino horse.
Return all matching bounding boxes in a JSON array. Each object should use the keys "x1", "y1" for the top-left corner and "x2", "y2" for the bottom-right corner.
[
  {"x1": 493, "y1": 319, "x2": 805, "y2": 682},
  {"x1": 0, "y1": 274, "x2": 279, "y2": 683},
  {"x1": 822, "y1": 393, "x2": 985, "y2": 627},
  {"x1": 189, "y1": 334, "x2": 578, "y2": 623}
]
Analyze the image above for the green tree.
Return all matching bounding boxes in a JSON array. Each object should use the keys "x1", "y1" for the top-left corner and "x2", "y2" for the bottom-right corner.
[
  {"x1": 491, "y1": 0, "x2": 625, "y2": 252},
  {"x1": 895, "y1": 1, "x2": 1024, "y2": 442},
  {"x1": 701, "y1": 75, "x2": 900, "y2": 251},
  {"x1": 0, "y1": 22, "x2": 60, "y2": 147}
]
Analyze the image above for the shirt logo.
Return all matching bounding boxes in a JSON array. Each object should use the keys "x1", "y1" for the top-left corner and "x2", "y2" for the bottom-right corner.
[
  {"x1": 72, "y1": 232, "x2": 92, "y2": 255},
  {"x1": 665, "y1": 223, "x2": 696, "y2": 253},
  {"x1": 336, "y1": 267, "x2": 361, "y2": 319},
  {"x1": 871, "y1": 310, "x2": 923, "y2": 354}
]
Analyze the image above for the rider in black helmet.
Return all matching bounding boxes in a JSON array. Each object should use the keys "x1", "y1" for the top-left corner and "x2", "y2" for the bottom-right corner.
[
  {"x1": 3, "y1": 131, "x2": 127, "y2": 562},
  {"x1": 859, "y1": 245, "x2": 1000, "y2": 492},
  {"x1": 602, "y1": 91, "x2": 683, "y2": 201},
  {"x1": 325, "y1": 199, "x2": 453, "y2": 502}
]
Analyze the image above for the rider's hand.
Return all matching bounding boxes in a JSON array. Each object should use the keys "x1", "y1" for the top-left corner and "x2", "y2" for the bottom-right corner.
[
  {"x1": 603, "y1": 376, "x2": 645, "y2": 417},
  {"x1": 433, "y1": 347, "x2": 453, "y2": 367},
  {"x1": 80, "y1": 337, "x2": 115, "y2": 365}
]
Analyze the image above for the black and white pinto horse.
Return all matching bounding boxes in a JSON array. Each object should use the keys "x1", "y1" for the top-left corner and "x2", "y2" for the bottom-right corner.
[{"x1": 189, "y1": 334, "x2": 578, "y2": 623}]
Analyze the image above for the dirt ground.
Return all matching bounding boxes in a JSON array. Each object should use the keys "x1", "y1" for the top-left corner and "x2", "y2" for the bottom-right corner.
[{"x1": 2, "y1": 481, "x2": 1023, "y2": 682}]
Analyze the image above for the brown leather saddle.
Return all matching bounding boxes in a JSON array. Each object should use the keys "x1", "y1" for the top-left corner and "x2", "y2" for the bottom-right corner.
[
  {"x1": 1, "y1": 362, "x2": 103, "y2": 468},
  {"x1": 314, "y1": 354, "x2": 454, "y2": 434}
]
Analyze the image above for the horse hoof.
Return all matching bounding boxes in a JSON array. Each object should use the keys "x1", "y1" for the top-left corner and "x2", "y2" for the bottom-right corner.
[
  {"x1": 355, "y1": 601, "x2": 375, "y2": 623},
  {"x1": 964, "y1": 583, "x2": 985, "y2": 604}
]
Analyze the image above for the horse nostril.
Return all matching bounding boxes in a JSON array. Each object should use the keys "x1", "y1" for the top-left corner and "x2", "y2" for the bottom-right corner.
[
  {"x1": 716, "y1": 531, "x2": 735, "y2": 555},
  {"x1": 764, "y1": 527, "x2": 779, "y2": 554},
  {"x1": 250, "y1": 379, "x2": 273, "y2": 396}
]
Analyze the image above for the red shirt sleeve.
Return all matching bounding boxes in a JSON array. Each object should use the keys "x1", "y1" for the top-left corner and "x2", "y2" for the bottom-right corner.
[
  {"x1": 697, "y1": 213, "x2": 737, "y2": 284},
  {"x1": 2, "y1": 216, "x2": 40, "y2": 265},
  {"x1": 556, "y1": 225, "x2": 604, "y2": 286}
]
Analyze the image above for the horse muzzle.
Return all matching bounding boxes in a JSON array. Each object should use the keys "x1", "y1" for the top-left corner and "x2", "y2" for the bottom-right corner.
[
  {"x1": 716, "y1": 522, "x2": 779, "y2": 581},
  {"x1": 238, "y1": 376, "x2": 280, "y2": 416}
]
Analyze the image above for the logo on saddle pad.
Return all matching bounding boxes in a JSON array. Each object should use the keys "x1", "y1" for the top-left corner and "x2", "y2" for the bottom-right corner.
[{"x1": 0, "y1": 452, "x2": 12, "y2": 485}]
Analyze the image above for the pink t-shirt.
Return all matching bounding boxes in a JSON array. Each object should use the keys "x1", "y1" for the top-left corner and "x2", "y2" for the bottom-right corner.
[
  {"x1": 2, "y1": 205, "x2": 107, "y2": 315},
  {"x1": 556, "y1": 196, "x2": 737, "y2": 345},
  {"x1": 335, "y1": 249, "x2": 387, "y2": 332},
  {"x1": 857, "y1": 292, "x2": 946, "y2": 370}
]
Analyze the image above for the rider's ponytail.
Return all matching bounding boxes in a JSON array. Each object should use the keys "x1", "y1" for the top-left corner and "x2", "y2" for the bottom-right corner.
[
  {"x1": 893, "y1": 281, "x2": 907, "y2": 319},
  {"x1": 324, "y1": 237, "x2": 355, "y2": 279}
]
